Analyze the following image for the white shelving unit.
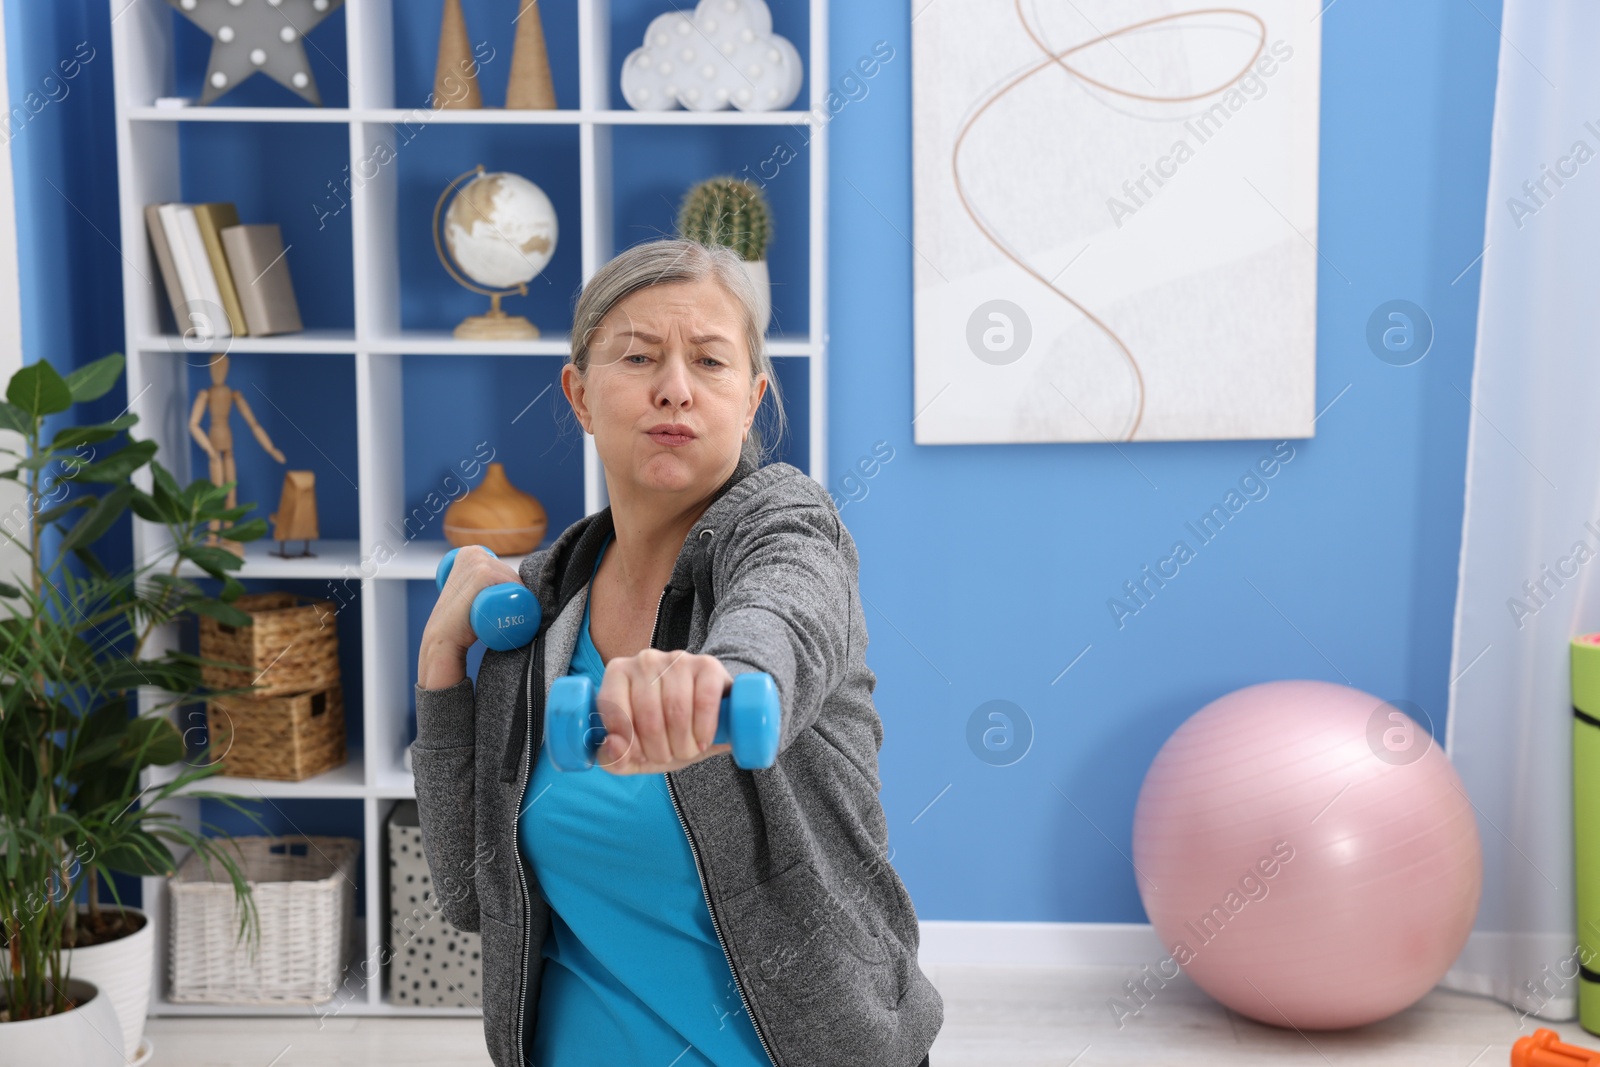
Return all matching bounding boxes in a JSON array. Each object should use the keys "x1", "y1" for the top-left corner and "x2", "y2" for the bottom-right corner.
[{"x1": 110, "y1": 0, "x2": 829, "y2": 1017}]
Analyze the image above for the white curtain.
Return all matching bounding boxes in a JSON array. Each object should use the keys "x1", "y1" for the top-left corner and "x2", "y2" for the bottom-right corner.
[{"x1": 1443, "y1": 0, "x2": 1600, "y2": 1020}]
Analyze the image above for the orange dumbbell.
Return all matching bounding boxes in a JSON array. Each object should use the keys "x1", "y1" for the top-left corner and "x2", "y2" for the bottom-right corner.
[{"x1": 1513, "y1": 1029, "x2": 1600, "y2": 1067}]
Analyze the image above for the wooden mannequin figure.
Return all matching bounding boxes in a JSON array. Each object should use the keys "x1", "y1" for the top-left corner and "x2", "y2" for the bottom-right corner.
[{"x1": 188, "y1": 354, "x2": 286, "y2": 556}]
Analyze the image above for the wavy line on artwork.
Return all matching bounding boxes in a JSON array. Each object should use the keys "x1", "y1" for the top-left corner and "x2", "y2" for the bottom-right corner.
[{"x1": 951, "y1": 5, "x2": 1266, "y2": 441}]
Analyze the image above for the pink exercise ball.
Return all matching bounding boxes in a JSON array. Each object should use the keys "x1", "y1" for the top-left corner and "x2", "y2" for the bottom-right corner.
[{"x1": 1131, "y1": 679, "x2": 1482, "y2": 1030}]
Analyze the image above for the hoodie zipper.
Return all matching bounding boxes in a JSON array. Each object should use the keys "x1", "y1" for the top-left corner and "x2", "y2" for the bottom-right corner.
[
  {"x1": 653, "y1": 584, "x2": 781, "y2": 1067},
  {"x1": 514, "y1": 630, "x2": 541, "y2": 1064},
  {"x1": 665, "y1": 762, "x2": 779, "y2": 1066}
]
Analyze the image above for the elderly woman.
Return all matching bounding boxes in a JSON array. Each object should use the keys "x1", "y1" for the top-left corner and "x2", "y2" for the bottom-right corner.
[{"x1": 413, "y1": 238, "x2": 942, "y2": 1067}]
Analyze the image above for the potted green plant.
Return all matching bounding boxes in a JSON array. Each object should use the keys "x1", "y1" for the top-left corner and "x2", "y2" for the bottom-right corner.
[
  {"x1": 677, "y1": 176, "x2": 773, "y2": 334},
  {"x1": 0, "y1": 352, "x2": 267, "y2": 1066}
]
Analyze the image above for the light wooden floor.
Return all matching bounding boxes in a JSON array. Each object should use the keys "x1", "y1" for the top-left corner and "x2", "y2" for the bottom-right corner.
[{"x1": 143, "y1": 963, "x2": 1577, "y2": 1066}]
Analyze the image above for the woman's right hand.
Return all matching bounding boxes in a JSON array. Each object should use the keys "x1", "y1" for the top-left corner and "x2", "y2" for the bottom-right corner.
[{"x1": 418, "y1": 546, "x2": 527, "y2": 689}]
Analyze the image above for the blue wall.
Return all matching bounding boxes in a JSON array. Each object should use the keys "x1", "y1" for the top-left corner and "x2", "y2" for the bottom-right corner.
[
  {"x1": 811, "y1": 0, "x2": 1501, "y2": 922},
  {"x1": 7, "y1": 0, "x2": 1503, "y2": 924}
]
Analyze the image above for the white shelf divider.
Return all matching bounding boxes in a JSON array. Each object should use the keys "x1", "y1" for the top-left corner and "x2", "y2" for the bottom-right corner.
[
  {"x1": 131, "y1": 108, "x2": 821, "y2": 127},
  {"x1": 134, "y1": 327, "x2": 360, "y2": 354},
  {"x1": 128, "y1": 105, "x2": 355, "y2": 122},
  {"x1": 115, "y1": 0, "x2": 828, "y2": 1018}
]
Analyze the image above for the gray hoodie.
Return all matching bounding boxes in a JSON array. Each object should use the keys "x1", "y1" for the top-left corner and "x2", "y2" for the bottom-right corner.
[{"x1": 411, "y1": 452, "x2": 943, "y2": 1067}]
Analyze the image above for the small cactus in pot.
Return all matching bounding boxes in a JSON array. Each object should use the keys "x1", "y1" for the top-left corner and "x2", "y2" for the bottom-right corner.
[{"x1": 676, "y1": 176, "x2": 773, "y2": 334}]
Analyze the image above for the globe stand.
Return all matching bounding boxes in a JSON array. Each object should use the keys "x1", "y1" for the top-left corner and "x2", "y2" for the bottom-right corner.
[
  {"x1": 455, "y1": 291, "x2": 538, "y2": 340},
  {"x1": 433, "y1": 164, "x2": 548, "y2": 342}
]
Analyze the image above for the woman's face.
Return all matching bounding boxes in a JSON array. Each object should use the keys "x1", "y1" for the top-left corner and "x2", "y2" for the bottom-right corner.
[{"x1": 564, "y1": 277, "x2": 766, "y2": 500}]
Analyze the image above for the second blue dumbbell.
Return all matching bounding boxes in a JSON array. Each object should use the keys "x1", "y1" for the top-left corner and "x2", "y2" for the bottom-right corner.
[
  {"x1": 546, "y1": 671, "x2": 781, "y2": 771},
  {"x1": 435, "y1": 546, "x2": 540, "y2": 652}
]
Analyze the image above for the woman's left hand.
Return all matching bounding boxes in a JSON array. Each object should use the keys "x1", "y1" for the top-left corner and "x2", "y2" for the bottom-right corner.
[{"x1": 594, "y1": 649, "x2": 736, "y2": 774}]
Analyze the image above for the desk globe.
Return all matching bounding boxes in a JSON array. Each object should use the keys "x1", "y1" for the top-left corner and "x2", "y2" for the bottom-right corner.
[{"x1": 433, "y1": 165, "x2": 557, "y2": 339}]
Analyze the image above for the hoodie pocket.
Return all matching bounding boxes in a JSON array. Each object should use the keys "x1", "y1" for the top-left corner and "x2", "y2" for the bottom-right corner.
[
  {"x1": 478, "y1": 910, "x2": 524, "y2": 1067},
  {"x1": 724, "y1": 860, "x2": 900, "y2": 1063},
  {"x1": 726, "y1": 859, "x2": 892, "y2": 979},
  {"x1": 782, "y1": 860, "x2": 883, "y2": 963}
]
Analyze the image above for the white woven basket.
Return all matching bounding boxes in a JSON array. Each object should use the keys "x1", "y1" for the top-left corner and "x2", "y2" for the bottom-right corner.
[{"x1": 168, "y1": 835, "x2": 359, "y2": 1005}]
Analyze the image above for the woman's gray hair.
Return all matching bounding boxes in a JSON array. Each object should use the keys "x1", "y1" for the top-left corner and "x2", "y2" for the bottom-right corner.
[{"x1": 569, "y1": 238, "x2": 787, "y2": 469}]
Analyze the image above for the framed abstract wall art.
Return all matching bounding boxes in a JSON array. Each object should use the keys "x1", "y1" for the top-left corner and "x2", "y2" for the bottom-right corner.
[{"x1": 912, "y1": 2, "x2": 1322, "y2": 443}]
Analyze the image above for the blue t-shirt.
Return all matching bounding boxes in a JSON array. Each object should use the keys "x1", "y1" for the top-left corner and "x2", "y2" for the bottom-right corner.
[{"x1": 517, "y1": 531, "x2": 770, "y2": 1066}]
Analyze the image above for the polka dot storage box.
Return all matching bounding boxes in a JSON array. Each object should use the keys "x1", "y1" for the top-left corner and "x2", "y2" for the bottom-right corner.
[{"x1": 386, "y1": 800, "x2": 483, "y2": 1007}]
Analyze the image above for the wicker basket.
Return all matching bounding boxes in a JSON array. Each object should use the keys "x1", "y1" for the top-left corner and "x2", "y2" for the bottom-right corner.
[
  {"x1": 169, "y1": 835, "x2": 359, "y2": 1004},
  {"x1": 206, "y1": 684, "x2": 346, "y2": 781},
  {"x1": 200, "y1": 592, "x2": 338, "y2": 698}
]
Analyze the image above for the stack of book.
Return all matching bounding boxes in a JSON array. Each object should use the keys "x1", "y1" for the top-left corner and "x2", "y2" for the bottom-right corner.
[{"x1": 144, "y1": 201, "x2": 304, "y2": 340}]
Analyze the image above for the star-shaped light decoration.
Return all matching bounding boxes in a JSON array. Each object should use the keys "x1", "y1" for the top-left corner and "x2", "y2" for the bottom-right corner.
[{"x1": 167, "y1": 0, "x2": 346, "y2": 106}]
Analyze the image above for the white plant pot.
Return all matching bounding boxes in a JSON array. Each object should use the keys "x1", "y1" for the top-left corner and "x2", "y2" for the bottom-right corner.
[
  {"x1": 0, "y1": 977, "x2": 124, "y2": 1067},
  {"x1": 739, "y1": 257, "x2": 772, "y2": 336},
  {"x1": 64, "y1": 909, "x2": 154, "y2": 1066}
]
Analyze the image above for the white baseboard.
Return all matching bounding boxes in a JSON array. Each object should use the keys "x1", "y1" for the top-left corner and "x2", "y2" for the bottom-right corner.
[
  {"x1": 916, "y1": 922, "x2": 1565, "y2": 1024},
  {"x1": 917, "y1": 921, "x2": 1165, "y2": 968}
]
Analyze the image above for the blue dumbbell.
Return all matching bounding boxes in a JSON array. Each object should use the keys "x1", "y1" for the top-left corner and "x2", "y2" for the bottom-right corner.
[
  {"x1": 546, "y1": 671, "x2": 781, "y2": 771},
  {"x1": 435, "y1": 546, "x2": 540, "y2": 652}
]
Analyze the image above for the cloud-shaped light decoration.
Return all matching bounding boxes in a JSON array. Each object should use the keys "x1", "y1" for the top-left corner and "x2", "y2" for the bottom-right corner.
[{"x1": 621, "y1": 0, "x2": 803, "y2": 112}]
